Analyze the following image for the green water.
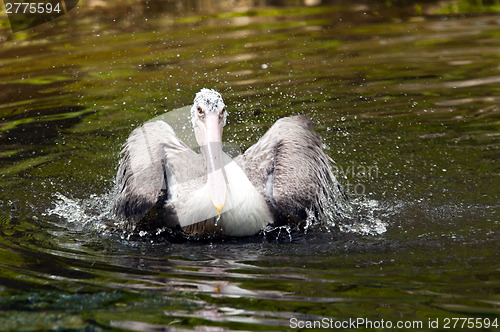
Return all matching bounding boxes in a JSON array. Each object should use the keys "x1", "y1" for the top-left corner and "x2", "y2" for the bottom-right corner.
[{"x1": 0, "y1": 0, "x2": 499, "y2": 330}]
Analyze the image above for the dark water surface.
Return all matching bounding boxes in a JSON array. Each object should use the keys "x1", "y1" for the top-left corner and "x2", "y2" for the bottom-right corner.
[{"x1": 1, "y1": 1, "x2": 499, "y2": 330}]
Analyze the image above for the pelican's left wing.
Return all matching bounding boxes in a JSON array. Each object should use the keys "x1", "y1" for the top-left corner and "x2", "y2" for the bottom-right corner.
[{"x1": 236, "y1": 116, "x2": 348, "y2": 223}]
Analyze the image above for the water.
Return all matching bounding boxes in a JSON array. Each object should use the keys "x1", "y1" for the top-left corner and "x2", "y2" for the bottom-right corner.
[{"x1": 1, "y1": 1, "x2": 499, "y2": 330}]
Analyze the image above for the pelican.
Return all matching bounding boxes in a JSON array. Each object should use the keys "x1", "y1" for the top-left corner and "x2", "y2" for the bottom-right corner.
[{"x1": 113, "y1": 89, "x2": 347, "y2": 238}]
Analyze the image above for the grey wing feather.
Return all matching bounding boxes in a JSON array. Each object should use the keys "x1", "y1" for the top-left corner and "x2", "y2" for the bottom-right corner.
[
  {"x1": 236, "y1": 115, "x2": 347, "y2": 222},
  {"x1": 113, "y1": 120, "x2": 202, "y2": 225}
]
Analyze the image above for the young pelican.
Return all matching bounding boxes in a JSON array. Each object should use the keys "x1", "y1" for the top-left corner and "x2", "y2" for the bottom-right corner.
[{"x1": 113, "y1": 89, "x2": 346, "y2": 238}]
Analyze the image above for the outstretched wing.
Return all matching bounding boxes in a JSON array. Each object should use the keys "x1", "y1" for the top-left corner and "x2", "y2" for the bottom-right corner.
[
  {"x1": 113, "y1": 120, "x2": 203, "y2": 226},
  {"x1": 235, "y1": 116, "x2": 347, "y2": 222}
]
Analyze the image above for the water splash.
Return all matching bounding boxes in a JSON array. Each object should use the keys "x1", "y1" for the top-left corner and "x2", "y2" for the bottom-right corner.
[
  {"x1": 262, "y1": 225, "x2": 293, "y2": 242},
  {"x1": 45, "y1": 192, "x2": 115, "y2": 233},
  {"x1": 304, "y1": 188, "x2": 390, "y2": 237},
  {"x1": 214, "y1": 214, "x2": 221, "y2": 227},
  {"x1": 46, "y1": 187, "x2": 391, "y2": 241},
  {"x1": 337, "y1": 197, "x2": 390, "y2": 236}
]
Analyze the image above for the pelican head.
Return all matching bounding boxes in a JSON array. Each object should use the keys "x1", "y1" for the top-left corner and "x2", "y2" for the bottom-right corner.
[{"x1": 190, "y1": 89, "x2": 228, "y2": 215}]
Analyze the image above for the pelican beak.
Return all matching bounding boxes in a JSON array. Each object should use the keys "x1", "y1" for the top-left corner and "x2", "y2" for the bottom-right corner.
[{"x1": 204, "y1": 113, "x2": 227, "y2": 215}]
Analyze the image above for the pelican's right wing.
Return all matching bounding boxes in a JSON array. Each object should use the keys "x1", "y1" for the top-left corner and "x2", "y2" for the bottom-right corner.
[{"x1": 113, "y1": 120, "x2": 202, "y2": 224}]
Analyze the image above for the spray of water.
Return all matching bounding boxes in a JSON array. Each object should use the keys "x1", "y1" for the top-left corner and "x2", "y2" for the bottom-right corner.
[{"x1": 46, "y1": 182, "x2": 390, "y2": 242}]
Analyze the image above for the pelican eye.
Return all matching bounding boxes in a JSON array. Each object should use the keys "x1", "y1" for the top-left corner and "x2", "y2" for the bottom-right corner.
[
  {"x1": 219, "y1": 107, "x2": 225, "y2": 120},
  {"x1": 197, "y1": 106, "x2": 204, "y2": 117}
]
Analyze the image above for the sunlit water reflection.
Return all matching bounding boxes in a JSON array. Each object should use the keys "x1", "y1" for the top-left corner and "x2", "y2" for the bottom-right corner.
[{"x1": 0, "y1": 1, "x2": 499, "y2": 330}]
